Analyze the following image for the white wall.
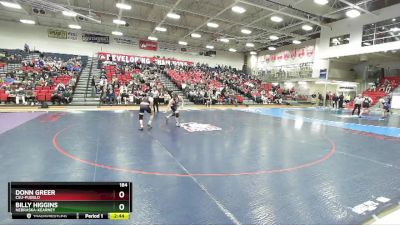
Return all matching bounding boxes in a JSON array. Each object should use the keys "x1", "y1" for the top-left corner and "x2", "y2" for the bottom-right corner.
[
  {"x1": 328, "y1": 60, "x2": 357, "y2": 80},
  {"x1": 0, "y1": 20, "x2": 244, "y2": 69},
  {"x1": 312, "y1": 38, "x2": 330, "y2": 78},
  {"x1": 353, "y1": 59, "x2": 400, "y2": 77},
  {"x1": 319, "y1": 3, "x2": 400, "y2": 59}
]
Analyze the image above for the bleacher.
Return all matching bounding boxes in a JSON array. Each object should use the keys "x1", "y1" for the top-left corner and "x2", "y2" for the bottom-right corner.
[
  {"x1": 32, "y1": 76, "x2": 74, "y2": 103},
  {"x1": 347, "y1": 76, "x2": 400, "y2": 108},
  {"x1": 94, "y1": 63, "x2": 168, "y2": 105},
  {"x1": 0, "y1": 49, "x2": 87, "y2": 105}
]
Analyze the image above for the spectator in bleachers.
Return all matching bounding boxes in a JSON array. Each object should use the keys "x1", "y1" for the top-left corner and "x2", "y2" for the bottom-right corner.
[
  {"x1": 55, "y1": 82, "x2": 65, "y2": 91},
  {"x1": 4, "y1": 75, "x2": 14, "y2": 85},
  {"x1": 119, "y1": 85, "x2": 130, "y2": 104},
  {"x1": 25, "y1": 89, "x2": 35, "y2": 105},
  {"x1": 51, "y1": 89, "x2": 63, "y2": 105},
  {"x1": 99, "y1": 77, "x2": 107, "y2": 92},
  {"x1": 106, "y1": 87, "x2": 116, "y2": 105},
  {"x1": 62, "y1": 88, "x2": 73, "y2": 104},
  {"x1": 15, "y1": 86, "x2": 26, "y2": 105}
]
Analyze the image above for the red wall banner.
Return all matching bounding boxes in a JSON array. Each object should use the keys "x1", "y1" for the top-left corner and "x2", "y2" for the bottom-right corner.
[
  {"x1": 97, "y1": 52, "x2": 193, "y2": 66},
  {"x1": 259, "y1": 46, "x2": 315, "y2": 63},
  {"x1": 139, "y1": 40, "x2": 158, "y2": 51}
]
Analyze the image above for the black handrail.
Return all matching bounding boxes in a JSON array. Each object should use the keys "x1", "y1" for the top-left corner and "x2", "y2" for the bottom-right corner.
[{"x1": 84, "y1": 56, "x2": 94, "y2": 101}]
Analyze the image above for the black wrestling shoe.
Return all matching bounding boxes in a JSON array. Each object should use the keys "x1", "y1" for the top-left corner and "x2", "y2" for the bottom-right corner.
[{"x1": 139, "y1": 127, "x2": 144, "y2": 131}]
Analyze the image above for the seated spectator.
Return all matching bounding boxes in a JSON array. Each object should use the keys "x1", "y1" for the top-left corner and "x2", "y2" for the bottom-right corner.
[
  {"x1": 51, "y1": 90, "x2": 63, "y2": 105},
  {"x1": 62, "y1": 89, "x2": 73, "y2": 104},
  {"x1": 25, "y1": 89, "x2": 36, "y2": 105},
  {"x1": 15, "y1": 86, "x2": 26, "y2": 105},
  {"x1": 4, "y1": 75, "x2": 15, "y2": 85},
  {"x1": 55, "y1": 82, "x2": 65, "y2": 92},
  {"x1": 120, "y1": 85, "x2": 129, "y2": 104},
  {"x1": 106, "y1": 88, "x2": 116, "y2": 104}
]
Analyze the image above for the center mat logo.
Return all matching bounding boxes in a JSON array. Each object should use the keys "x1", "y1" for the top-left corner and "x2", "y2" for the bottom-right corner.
[{"x1": 180, "y1": 122, "x2": 222, "y2": 132}]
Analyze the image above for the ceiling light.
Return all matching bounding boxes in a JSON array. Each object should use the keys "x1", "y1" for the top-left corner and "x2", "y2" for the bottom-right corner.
[
  {"x1": 206, "y1": 45, "x2": 214, "y2": 49},
  {"x1": 313, "y1": 0, "x2": 329, "y2": 5},
  {"x1": 390, "y1": 27, "x2": 400, "y2": 32},
  {"x1": 229, "y1": 48, "x2": 237, "y2": 52},
  {"x1": 155, "y1": 26, "x2": 167, "y2": 32},
  {"x1": 62, "y1": 11, "x2": 77, "y2": 17},
  {"x1": 392, "y1": 18, "x2": 396, "y2": 22},
  {"x1": 270, "y1": 16, "x2": 283, "y2": 23},
  {"x1": 232, "y1": 6, "x2": 246, "y2": 14},
  {"x1": 302, "y1": 24, "x2": 313, "y2": 31},
  {"x1": 207, "y1": 22, "x2": 219, "y2": 28},
  {"x1": 178, "y1": 41, "x2": 187, "y2": 45},
  {"x1": 116, "y1": 3, "x2": 131, "y2": 10},
  {"x1": 268, "y1": 46, "x2": 276, "y2": 51},
  {"x1": 219, "y1": 38, "x2": 229, "y2": 43},
  {"x1": 20, "y1": 19, "x2": 35, "y2": 24},
  {"x1": 191, "y1": 33, "x2": 201, "y2": 38},
  {"x1": 0, "y1": 1, "x2": 21, "y2": 9},
  {"x1": 148, "y1": 36, "x2": 158, "y2": 41},
  {"x1": 346, "y1": 9, "x2": 361, "y2": 18},
  {"x1": 68, "y1": 24, "x2": 81, "y2": 29},
  {"x1": 250, "y1": 51, "x2": 257, "y2": 55},
  {"x1": 269, "y1": 35, "x2": 279, "y2": 40},
  {"x1": 113, "y1": 19, "x2": 126, "y2": 25},
  {"x1": 241, "y1": 29, "x2": 252, "y2": 34},
  {"x1": 112, "y1": 31, "x2": 123, "y2": 36},
  {"x1": 363, "y1": 42, "x2": 371, "y2": 46},
  {"x1": 167, "y1": 12, "x2": 180, "y2": 19},
  {"x1": 293, "y1": 40, "x2": 301, "y2": 44},
  {"x1": 246, "y1": 43, "x2": 254, "y2": 47}
]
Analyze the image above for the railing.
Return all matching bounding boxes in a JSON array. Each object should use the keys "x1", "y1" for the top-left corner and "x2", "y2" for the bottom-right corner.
[
  {"x1": 258, "y1": 71, "x2": 313, "y2": 82},
  {"x1": 83, "y1": 56, "x2": 94, "y2": 101}
]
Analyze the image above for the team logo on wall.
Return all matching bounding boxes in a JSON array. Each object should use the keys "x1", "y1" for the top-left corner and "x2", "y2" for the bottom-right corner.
[
  {"x1": 180, "y1": 122, "x2": 222, "y2": 132},
  {"x1": 139, "y1": 40, "x2": 158, "y2": 51}
]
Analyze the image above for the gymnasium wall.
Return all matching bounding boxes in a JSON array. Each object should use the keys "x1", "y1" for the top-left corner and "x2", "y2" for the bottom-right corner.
[
  {"x1": 0, "y1": 20, "x2": 244, "y2": 69},
  {"x1": 318, "y1": 3, "x2": 400, "y2": 59},
  {"x1": 352, "y1": 59, "x2": 400, "y2": 78},
  {"x1": 328, "y1": 60, "x2": 357, "y2": 80},
  {"x1": 278, "y1": 82, "x2": 351, "y2": 96}
]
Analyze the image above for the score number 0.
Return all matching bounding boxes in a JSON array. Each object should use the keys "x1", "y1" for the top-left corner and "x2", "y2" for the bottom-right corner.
[{"x1": 118, "y1": 183, "x2": 128, "y2": 211}]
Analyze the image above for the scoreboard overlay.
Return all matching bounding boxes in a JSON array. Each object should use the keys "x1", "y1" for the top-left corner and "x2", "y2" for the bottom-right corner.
[{"x1": 8, "y1": 182, "x2": 132, "y2": 220}]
